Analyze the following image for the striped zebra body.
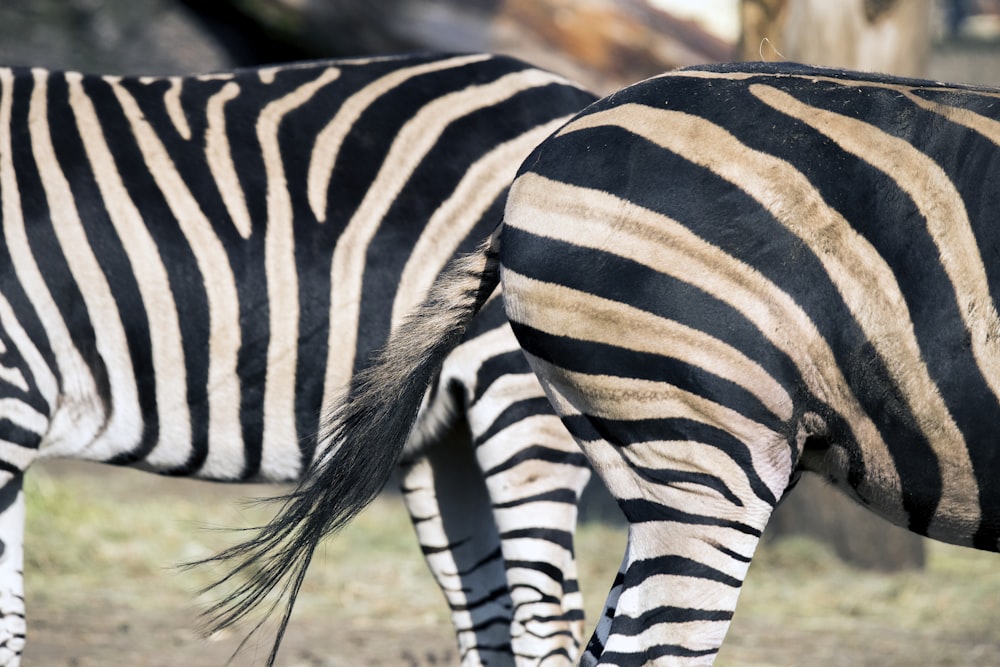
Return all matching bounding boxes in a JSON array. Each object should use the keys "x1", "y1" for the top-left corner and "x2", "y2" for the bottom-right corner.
[
  {"x1": 502, "y1": 62, "x2": 1000, "y2": 664},
  {"x1": 0, "y1": 53, "x2": 595, "y2": 665},
  {"x1": 216, "y1": 62, "x2": 1000, "y2": 665}
]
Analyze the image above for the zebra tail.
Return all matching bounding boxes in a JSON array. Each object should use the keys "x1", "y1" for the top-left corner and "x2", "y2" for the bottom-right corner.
[{"x1": 197, "y1": 227, "x2": 502, "y2": 665}]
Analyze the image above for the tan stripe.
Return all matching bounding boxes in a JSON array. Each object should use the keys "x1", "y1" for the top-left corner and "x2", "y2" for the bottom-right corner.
[
  {"x1": 753, "y1": 83, "x2": 1000, "y2": 414},
  {"x1": 390, "y1": 116, "x2": 572, "y2": 329},
  {"x1": 67, "y1": 73, "x2": 192, "y2": 469},
  {"x1": 556, "y1": 105, "x2": 979, "y2": 538},
  {"x1": 902, "y1": 91, "x2": 1000, "y2": 146},
  {"x1": 307, "y1": 54, "x2": 494, "y2": 223},
  {"x1": 31, "y1": 70, "x2": 143, "y2": 461},
  {"x1": 666, "y1": 67, "x2": 1000, "y2": 101},
  {"x1": 162, "y1": 77, "x2": 192, "y2": 141},
  {"x1": 107, "y1": 76, "x2": 244, "y2": 478},
  {"x1": 257, "y1": 66, "x2": 340, "y2": 479},
  {"x1": 503, "y1": 267, "x2": 793, "y2": 423},
  {"x1": 196, "y1": 73, "x2": 235, "y2": 82},
  {"x1": 323, "y1": 67, "x2": 568, "y2": 403},
  {"x1": 505, "y1": 172, "x2": 906, "y2": 524},
  {"x1": 522, "y1": 351, "x2": 794, "y2": 501},
  {"x1": 205, "y1": 81, "x2": 252, "y2": 239}
]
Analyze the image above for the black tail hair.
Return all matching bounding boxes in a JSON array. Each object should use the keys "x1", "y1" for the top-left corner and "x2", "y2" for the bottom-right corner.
[{"x1": 197, "y1": 228, "x2": 502, "y2": 665}]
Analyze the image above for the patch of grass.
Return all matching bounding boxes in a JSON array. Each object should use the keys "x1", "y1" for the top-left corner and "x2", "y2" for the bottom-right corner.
[{"x1": 21, "y1": 464, "x2": 1000, "y2": 666}]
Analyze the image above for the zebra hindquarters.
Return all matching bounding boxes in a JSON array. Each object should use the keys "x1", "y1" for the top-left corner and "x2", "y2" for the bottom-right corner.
[{"x1": 499, "y1": 173, "x2": 807, "y2": 665}]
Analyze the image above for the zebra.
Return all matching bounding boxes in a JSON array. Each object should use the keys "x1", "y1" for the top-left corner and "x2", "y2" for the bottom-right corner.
[
  {"x1": 0, "y1": 52, "x2": 598, "y2": 666},
  {"x1": 209, "y1": 60, "x2": 1000, "y2": 665}
]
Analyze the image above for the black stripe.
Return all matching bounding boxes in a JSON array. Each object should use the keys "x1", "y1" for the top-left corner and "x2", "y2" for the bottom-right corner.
[{"x1": 13, "y1": 74, "x2": 112, "y2": 430}]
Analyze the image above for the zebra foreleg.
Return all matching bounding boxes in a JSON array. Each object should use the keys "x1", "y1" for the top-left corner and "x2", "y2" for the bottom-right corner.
[
  {"x1": 0, "y1": 474, "x2": 26, "y2": 666},
  {"x1": 399, "y1": 424, "x2": 516, "y2": 667}
]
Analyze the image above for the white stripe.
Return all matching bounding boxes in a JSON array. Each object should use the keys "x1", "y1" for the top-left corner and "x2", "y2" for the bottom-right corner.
[
  {"x1": 323, "y1": 67, "x2": 568, "y2": 403},
  {"x1": 0, "y1": 399, "x2": 48, "y2": 437},
  {"x1": 107, "y1": 76, "x2": 244, "y2": 478},
  {"x1": 524, "y1": 353, "x2": 794, "y2": 502},
  {"x1": 163, "y1": 77, "x2": 192, "y2": 141},
  {"x1": 306, "y1": 54, "x2": 494, "y2": 223},
  {"x1": 30, "y1": 70, "x2": 143, "y2": 461},
  {"x1": 390, "y1": 116, "x2": 573, "y2": 329},
  {"x1": 205, "y1": 81, "x2": 253, "y2": 239},
  {"x1": 67, "y1": 72, "x2": 192, "y2": 469},
  {"x1": 258, "y1": 66, "x2": 341, "y2": 479},
  {"x1": 0, "y1": 73, "x2": 59, "y2": 410},
  {"x1": 0, "y1": 288, "x2": 57, "y2": 409},
  {"x1": 0, "y1": 366, "x2": 26, "y2": 394},
  {"x1": 0, "y1": 439, "x2": 38, "y2": 470}
]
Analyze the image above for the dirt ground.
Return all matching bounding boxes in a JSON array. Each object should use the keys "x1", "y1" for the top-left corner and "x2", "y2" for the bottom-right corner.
[
  {"x1": 20, "y1": 460, "x2": 462, "y2": 667},
  {"x1": 19, "y1": 454, "x2": 1000, "y2": 667}
]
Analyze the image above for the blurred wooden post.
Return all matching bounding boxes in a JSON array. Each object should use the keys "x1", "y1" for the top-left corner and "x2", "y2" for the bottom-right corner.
[{"x1": 739, "y1": 0, "x2": 934, "y2": 76}]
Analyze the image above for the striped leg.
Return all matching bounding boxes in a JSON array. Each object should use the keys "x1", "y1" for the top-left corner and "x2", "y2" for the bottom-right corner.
[
  {"x1": 534, "y1": 367, "x2": 791, "y2": 666},
  {"x1": 399, "y1": 426, "x2": 516, "y2": 667},
  {"x1": 0, "y1": 477, "x2": 25, "y2": 667},
  {"x1": 0, "y1": 306, "x2": 51, "y2": 666},
  {"x1": 475, "y1": 400, "x2": 588, "y2": 665},
  {"x1": 442, "y1": 314, "x2": 591, "y2": 666}
]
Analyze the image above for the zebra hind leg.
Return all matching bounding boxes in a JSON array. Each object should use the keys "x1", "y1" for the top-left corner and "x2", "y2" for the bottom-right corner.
[
  {"x1": 580, "y1": 434, "x2": 785, "y2": 665},
  {"x1": 533, "y1": 372, "x2": 795, "y2": 666},
  {"x1": 475, "y1": 406, "x2": 590, "y2": 666},
  {"x1": 399, "y1": 422, "x2": 516, "y2": 667},
  {"x1": 442, "y1": 317, "x2": 592, "y2": 665}
]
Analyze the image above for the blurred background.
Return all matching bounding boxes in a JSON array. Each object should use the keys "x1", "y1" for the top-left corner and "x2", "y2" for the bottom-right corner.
[
  {"x1": 4, "y1": 1, "x2": 1000, "y2": 665},
  {"x1": 0, "y1": 0, "x2": 998, "y2": 90}
]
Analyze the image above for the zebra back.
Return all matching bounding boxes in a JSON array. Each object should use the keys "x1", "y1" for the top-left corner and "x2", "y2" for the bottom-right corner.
[{"x1": 0, "y1": 53, "x2": 593, "y2": 481}]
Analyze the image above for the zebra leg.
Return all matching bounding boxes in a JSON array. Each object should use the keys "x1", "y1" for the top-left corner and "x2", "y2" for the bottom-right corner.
[
  {"x1": 474, "y1": 404, "x2": 589, "y2": 666},
  {"x1": 583, "y1": 432, "x2": 785, "y2": 665},
  {"x1": 399, "y1": 423, "x2": 516, "y2": 667},
  {"x1": 0, "y1": 474, "x2": 25, "y2": 666},
  {"x1": 445, "y1": 320, "x2": 591, "y2": 666},
  {"x1": 531, "y1": 370, "x2": 796, "y2": 666}
]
